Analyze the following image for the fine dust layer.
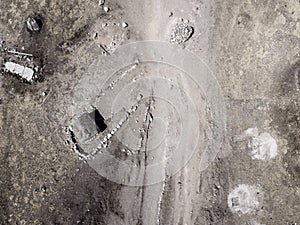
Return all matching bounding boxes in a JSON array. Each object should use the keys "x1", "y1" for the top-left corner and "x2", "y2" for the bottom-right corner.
[{"x1": 0, "y1": 0, "x2": 300, "y2": 225}]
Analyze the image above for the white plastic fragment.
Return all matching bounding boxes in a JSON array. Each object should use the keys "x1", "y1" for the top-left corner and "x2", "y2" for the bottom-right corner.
[{"x1": 5, "y1": 62, "x2": 34, "y2": 82}]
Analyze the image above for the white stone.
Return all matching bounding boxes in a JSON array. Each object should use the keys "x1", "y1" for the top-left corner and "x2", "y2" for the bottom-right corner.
[{"x1": 103, "y1": 6, "x2": 109, "y2": 12}]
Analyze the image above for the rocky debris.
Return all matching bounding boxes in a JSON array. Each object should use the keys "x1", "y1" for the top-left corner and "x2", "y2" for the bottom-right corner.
[
  {"x1": 68, "y1": 95, "x2": 143, "y2": 160},
  {"x1": 170, "y1": 22, "x2": 194, "y2": 44},
  {"x1": 66, "y1": 127, "x2": 90, "y2": 160},
  {"x1": 26, "y1": 16, "x2": 43, "y2": 32}
]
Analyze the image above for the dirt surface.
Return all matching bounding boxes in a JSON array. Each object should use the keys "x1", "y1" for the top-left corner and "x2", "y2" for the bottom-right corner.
[{"x1": 0, "y1": 0, "x2": 300, "y2": 225}]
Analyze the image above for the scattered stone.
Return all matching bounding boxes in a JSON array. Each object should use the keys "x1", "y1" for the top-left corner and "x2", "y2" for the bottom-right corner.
[
  {"x1": 4, "y1": 62, "x2": 34, "y2": 82},
  {"x1": 169, "y1": 12, "x2": 173, "y2": 17},
  {"x1": 170, "y1": 22, "x2": 194, "y2": 44},
  {"x1": 26, "y1": 16, "x2": 43, "y2": 32},
  {"x1": 0, "y1": 98, "x2": 2, "y2": 104},
  {"x1": 98, "y1": 0, "x2": 105, "y2": 6},
  {"x1": 103, "y1": 6, "x2": 110, "y2": 12}
]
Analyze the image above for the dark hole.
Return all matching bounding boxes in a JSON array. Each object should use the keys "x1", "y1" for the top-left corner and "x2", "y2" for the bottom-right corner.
[
  {"x1": 34, "y1": 17, "x2": 43, "y2": 29},
  {"x1": 90, "y1": 109, "x2": 107, "y2": 132}
]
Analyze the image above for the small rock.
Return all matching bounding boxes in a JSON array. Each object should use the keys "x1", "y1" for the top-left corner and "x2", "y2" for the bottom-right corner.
[
  {"x1": 103, "y1": 6, "x2": 110, "y2": 12},
  {"x1": 98, "y1": 0, "x2": 105, "y2": 5},
  {"x1": 169, "y1": 12, "x2": 173, "y2": 17},
  {"x1": 41, "y1": 185, "x2": 47, "y2": 192},
  {"x1": 121, "y1": 22, "x2": 128, "y2": 28},
  {"x1": 93, "y1": 32, "x2": 98, "y2": 39}
]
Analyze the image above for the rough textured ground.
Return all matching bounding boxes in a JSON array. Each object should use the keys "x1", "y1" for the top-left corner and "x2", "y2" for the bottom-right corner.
[{"x1": 0, "y1": 0, "x2": 299, "y2": 225}]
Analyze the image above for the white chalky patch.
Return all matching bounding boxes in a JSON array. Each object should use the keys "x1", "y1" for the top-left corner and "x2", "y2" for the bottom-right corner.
[
  {"x1": 5, "y1": 62, "x2": 34, "y2": 82},
  {"x1": 228, "y1": 184, "x2": 262, "y2": 215},
  {"x1": 236, "y1": 128, "x2": 278, "y2": 160},
  {"x1": 248, "y1": 132, "x2": 278, "y2": 160}
]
